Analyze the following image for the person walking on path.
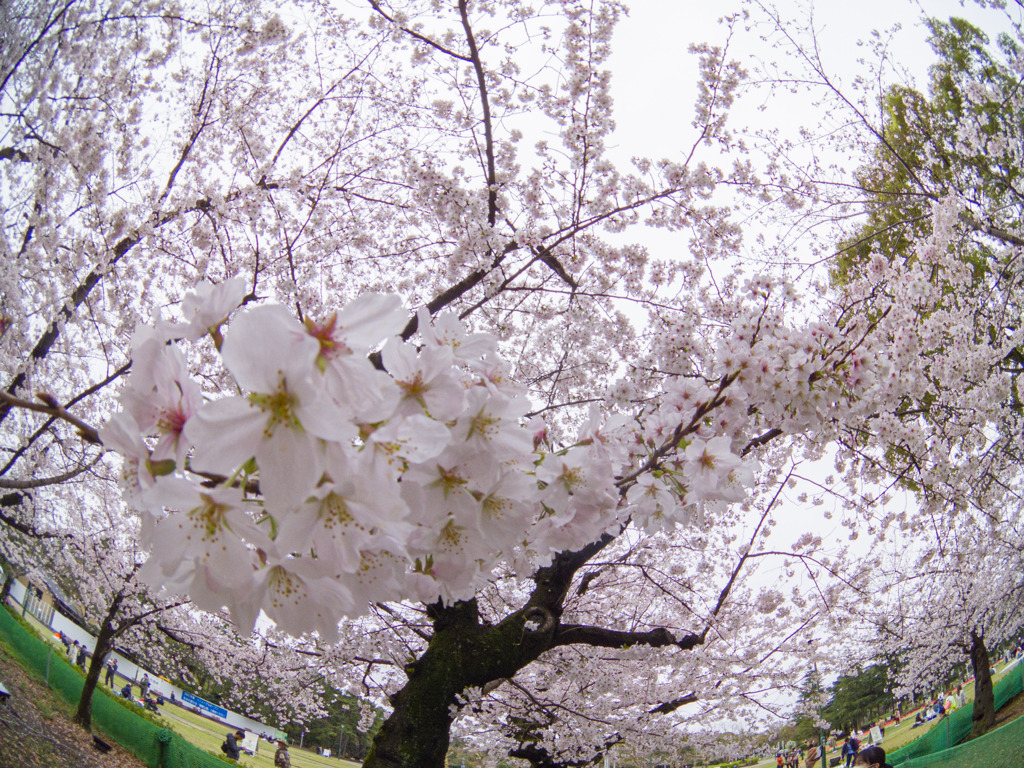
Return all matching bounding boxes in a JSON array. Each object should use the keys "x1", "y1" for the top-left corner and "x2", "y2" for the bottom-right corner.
[
  {"x1": 274, "y1": 740, "x2": 291, "y2": 768},
  {"x1": 842, "y1": 738, "x2": 857, "y2": 768}
]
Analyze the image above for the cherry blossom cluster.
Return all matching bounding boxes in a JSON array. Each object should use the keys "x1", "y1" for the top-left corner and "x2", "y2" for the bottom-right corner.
[{"x1": 100, "y1": 278, "x2": 764, "y2": 638}]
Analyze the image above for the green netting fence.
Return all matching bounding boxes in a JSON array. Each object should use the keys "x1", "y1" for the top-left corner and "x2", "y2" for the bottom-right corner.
[
  {"x1": 887, "y1": 702, "x2": 974, "y2": 763},
  {"x1": 893, "y1": 711, "x2": 1024, "y2": 768},
  {"x1": 889, "y1": 662, "x2": 1024, "y2": 767},
  {"x1": 0, "y1": 605, "x2": 233, "y2": 768},
  {"x1": 994, "y1": 663, "x2": 1024, "y2": 711}
]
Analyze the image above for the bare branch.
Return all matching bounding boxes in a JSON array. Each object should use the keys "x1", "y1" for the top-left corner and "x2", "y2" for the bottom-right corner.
[
  {"x1": 0, "y1": 455, "x2": 101, "y2": 489},
  {"x1": 0, "y1": 390, "x2": 101, "y2": 444},
  {"x1": 368, "y1": 1, "x2": 472, "y2": 63}
]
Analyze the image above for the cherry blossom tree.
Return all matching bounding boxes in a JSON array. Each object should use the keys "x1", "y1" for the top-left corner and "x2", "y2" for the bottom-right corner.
[
  {"x1": 855, "y1": 512, "x2": 1024, "y2": 738},
  {"x1": 3, "y1": 0, "x2": 1023, "y2": 765},
  {"x1": 743, "y1": 0, "x2": 1024, "y2": 741}
]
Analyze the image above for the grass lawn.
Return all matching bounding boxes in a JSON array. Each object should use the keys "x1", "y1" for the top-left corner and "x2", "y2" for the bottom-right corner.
[
  {"x1": 878, "y1": 660, "x2": 1019, "y2": 755},
  {"x1": 127, "y1": 690, "x2": 360, "y2": 768}
]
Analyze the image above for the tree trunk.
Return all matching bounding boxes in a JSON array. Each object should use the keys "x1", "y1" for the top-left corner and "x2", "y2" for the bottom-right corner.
[
  {"x1": 0, "y1": 548, "x2": 19, "y2": 605},
  {"x1": 74, "y1": 618, "x2": 116, "y2": 728},
  {"x1": 0, "y1": 569, "x2": 13, "y2": 605},
  {"x1": 358, "y1": 535, "x2": 691, "y2": 768},
  {"x1": 74, "y1": 588, "x2": 129, "y2": 729},
  {"x1": 362, "y1": 600, "x2": 554, "y2": 768},
  {"x1": 969, "y1": 630, "x2": 995, "y2": 738}
]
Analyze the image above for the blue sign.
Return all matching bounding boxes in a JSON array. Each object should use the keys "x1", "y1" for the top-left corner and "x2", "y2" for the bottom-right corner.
[{"x1": 181, "y1": 690, "x2": 228, "y2": 719}]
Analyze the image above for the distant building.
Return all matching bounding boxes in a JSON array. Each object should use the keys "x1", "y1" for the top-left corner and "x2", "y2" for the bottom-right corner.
[{"x1": 16, "y1": 573, "x2": 88, "y2": 629}]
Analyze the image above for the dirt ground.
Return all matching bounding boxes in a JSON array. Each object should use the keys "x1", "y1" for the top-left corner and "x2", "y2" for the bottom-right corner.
[
  {"x1": 991, "y1": 689, "x2": 1024, "y2": 731},
  {"x1": 0, "y1": 647, "x2": 147, "y2": 768}
]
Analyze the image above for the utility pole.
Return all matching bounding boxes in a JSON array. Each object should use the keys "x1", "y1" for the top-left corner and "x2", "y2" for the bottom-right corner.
[{"x1": 814, "y1": 662, "x2": 827, "y2": 768}]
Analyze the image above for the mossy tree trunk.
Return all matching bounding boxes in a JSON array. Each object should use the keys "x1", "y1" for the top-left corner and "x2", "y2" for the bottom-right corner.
[
  {"x1": 362, "y1": 535, "x2": 705, "y2": 768},
  {"x1": 969, "y1": 630, "x2": 995, "y2": 738},
  {"x1": 363, "y1": 598, "x2": 555, "y2": 768}
]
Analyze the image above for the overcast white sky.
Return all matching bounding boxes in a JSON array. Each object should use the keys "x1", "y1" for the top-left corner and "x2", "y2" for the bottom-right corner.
[{"x1": 609, "y1": 0, "x2": 1018, "y2": 157}]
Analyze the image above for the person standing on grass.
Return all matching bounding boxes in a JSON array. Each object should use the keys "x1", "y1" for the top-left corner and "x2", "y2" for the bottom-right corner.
[
  {"x1": 274, "y1": 739, "x2": 291, "y2": 768},
  {"x1": 222, "y1": 730, "x2": 244, "y2": 760},
  {"x1": 139, "y1": 673, "x2": 150, "y2": 699},
  {"x1": 104, "y1": 658, "x2": 117, "y2": 687},
  {"x1": 803, "y1": 739, "x2": 821, "y2": 768}
]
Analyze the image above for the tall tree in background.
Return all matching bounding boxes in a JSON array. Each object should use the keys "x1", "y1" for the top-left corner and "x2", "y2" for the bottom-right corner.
[
  {"x1": 834, "y1": 16, "x2": 1024, "y2": 283},
  {"x1": 823, "y1": 664, "x2": 894, "y2": 733}
]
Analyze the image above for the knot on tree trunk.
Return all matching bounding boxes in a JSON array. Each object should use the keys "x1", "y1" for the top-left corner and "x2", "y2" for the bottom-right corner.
[{"x1": 523, "y1": 606, "x2": 555, "y2": 635}]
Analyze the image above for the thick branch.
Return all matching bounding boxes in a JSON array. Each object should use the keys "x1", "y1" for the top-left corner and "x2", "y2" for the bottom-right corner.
[
  {"x1": 534, "y1": 246, "x2": 578, "y2": 289},
  {"x1": 1, "y1": 232, "x2": 137, "y2": 423},
  {"x1": 155, "y1": 623, "x2": 207, "y2": 650},
  {"x1": 399, "y1": 241, "x2": 519, "y2": 339},
  {"x1": 1, "y1": 361, "x2": 130, "y2": 475},
  {"x1": 0, "y1": 146, "x2": 31, "y2": 162},
  {"x1": 552, "y1": 624, "x2": 702, "y2": 650},
  {"x1": 743, "y1": 427, "x2": 782, "y2": 456},
  {"x1": 114, "y1": 599, "x2": 191, "y2": 638},
  {"x1": 527, "y1": 532, "x2": 617, "y2": 617},
  {"x1": 650, "y1": 693, "x2": 698, "y2": 714},
  {"x1": 973, "y1": 220, "x2": 1024, "y2": 248},
  {"x1": 368, "y1": 1, "x2": 473, "y2": 62},
  {"x1": 0, "y1": 0, "x2": 75, "y2": 95}
]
